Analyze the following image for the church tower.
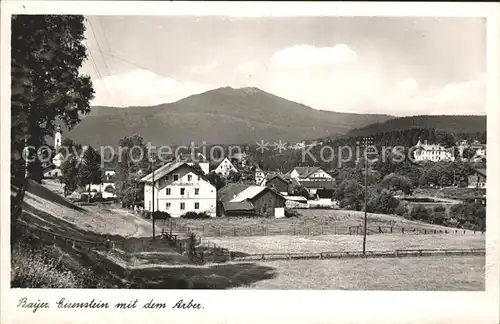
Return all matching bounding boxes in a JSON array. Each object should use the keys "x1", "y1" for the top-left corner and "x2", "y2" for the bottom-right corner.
[{"x1": 54, "y1": 125, "x2": 62, "y2": 149}]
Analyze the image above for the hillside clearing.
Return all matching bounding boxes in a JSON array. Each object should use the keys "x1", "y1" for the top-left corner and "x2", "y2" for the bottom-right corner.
[{"x1": 233, "y1": 255, "x2": 485, "y2": 290}]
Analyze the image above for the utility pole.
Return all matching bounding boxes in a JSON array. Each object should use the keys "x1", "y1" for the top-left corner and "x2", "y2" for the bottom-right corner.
[
  {"x1": 151, "y1": 151, "x2": 156, "y2": 240},
  {"x1": 362, "y1": 136, "x2": 373, "y2": 255}
]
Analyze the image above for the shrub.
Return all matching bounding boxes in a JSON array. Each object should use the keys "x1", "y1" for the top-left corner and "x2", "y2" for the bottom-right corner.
[
  {"x1": 152, "y1": 211, "x2": 171, "y2": 220},
  {"x1": 181, "y1": 211, "x2": 210, "y2": 219},
  {"x1": 394, "y1": 203, "x2": 407, "y2": 216},
  {"x1": 409, "y1": 205, "x2": 430, "y2": 221},
  {"x1": 433, "y1": 205, "x2": 446, "y2": 213},
  {"x1": 285, "y1": 208, "x2": 299, "y2": 218}
]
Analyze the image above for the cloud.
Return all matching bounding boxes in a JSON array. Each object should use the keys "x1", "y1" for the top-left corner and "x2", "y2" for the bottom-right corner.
[
  {"x1": 91, "y1": 69, "x2": 214, "y2": 107},
  {"x1": 233, "y1": 61, "x2": 259, "y2": 75},
  {"x1": 262, "y1": 43, "x2": 485, "y2": 115},
  {"x1": 186, "y1": 60, "x2": 219, "y2": 74},
  {"x1": 270, "y1": 44, "x2": 358, "y2": 70}
]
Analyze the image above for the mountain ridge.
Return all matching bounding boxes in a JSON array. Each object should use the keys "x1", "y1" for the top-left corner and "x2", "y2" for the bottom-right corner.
[{"x1": 65, "y1": 87, "x2": 393, "y2": 147}]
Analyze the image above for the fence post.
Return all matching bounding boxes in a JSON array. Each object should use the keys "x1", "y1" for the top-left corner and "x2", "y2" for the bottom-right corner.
[
  {"x1": 390, "y1": 227, "x2": 393, "y2": 233},
  {"x1": 233, "y1": 228, "x2": 236, "y2": 236},
  {"x1": 219, "y1": 227, "x2": 222, "y2": 236},
  {"x1": 293, "y1": 226, "x2": 296, "y2": 235},
  {"x1": 307, "y1": 227, "x2": 310, "y2": 235},
  {"x1": 402, "y1": 227, "x2": 404, "y2": 234},
  {"x1": 424, "y1": 229, "x2": 427, "y2": 234}
]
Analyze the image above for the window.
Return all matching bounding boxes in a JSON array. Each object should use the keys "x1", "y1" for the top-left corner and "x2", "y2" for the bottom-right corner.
[
  {"x1": 173, "y1": 174, "x2": 179, "y2": 181},
  {"x1": 166, "y1": 188, "x2": 171, "y2": 195},
  {"x1": 180, "y1": 202, "x2": 185, "y2": 210},
  {"x1": 195, "y1": 202, "x2": 199, "y2": 210},
  {"x1": 165, "y1": 175, "x2": 170, "y2": 181},
  {"x1": 166, "y1": 202, "x2": 171, "y2": 209},
  {"x1": 197, "y1": 176, "x2": 201, "y2": 181},
  {"x1": 188, "y1": 175, "x2": 192, "y2": 181},
  {"x1": 195, "y1": 188, "x2": 199, "y2": 195},
  {"x1": 180, "y1": 188, "x2": 185, "y2": 195}
]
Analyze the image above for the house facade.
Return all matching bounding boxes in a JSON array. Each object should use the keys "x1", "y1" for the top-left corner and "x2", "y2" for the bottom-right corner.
[
  {"x1": 468, "y1": 169, "x2": 486, "y2": 189},
  {"x1": 413, "y1": 139, "x2": 455, "y2": 162},
  {"x1": 140, "y1": 162, "x2": 216, "y2": 217},
  {"x1": 254, "y1": 166, "x2": 265, "y2": 185},
  {"x1": 213, "y1": 157, "x2": 238, "y2": 177}
]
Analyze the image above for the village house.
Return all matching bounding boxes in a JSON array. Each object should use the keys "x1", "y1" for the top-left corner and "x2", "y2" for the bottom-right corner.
[
  {"x1": 217, "y1": 183, "x2": 286, "y2": 217},
  {"x1": 286, "y1": 166, "x2": 333, "y2": 181},
  {"x1": 468, "y1": 168, "x2": 486, "y2": 189},
  {"x1": 140, "y1": 161, "x2": 216, "y2": 217},
  {"x1": 413, "y1": 139, "x2": 455, "y2": 162},
  {"x1": 213, "y1": 157, "x2": 238, "y2": 177},
  {"x1": 263, "y1": 173, "x2": 292, "y2": 195},
  {"x1": 254, "y1": 165, "x2": 265, "y2": 185},
  {"x1": 177, "y1": 152, "x2": 210, "y2": 175}
]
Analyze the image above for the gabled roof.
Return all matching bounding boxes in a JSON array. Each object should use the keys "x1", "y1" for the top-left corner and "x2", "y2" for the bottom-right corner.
[
  {"x1": 139, "y1": 161, "x2": 208, "y2": 184},
  {"x1": 231, "y1": 186, "x2": 268, "y2": 202},
  {"x1": 265, "y1": 173, "x2": 290, "y2": 183},
  {"x1": 217, "y1": 183, "x2": 251, "y2": 202},
  {"x1": 285, "y1": 196, "x2": 308, "y2": 202},
  {"x1": 289, "y1": 166, "x2": 324, "y2": 178}
]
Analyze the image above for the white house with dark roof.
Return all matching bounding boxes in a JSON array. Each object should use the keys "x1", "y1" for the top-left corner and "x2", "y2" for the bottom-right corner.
[
  {"x1": 140, "y1": 161, "x2": 216, "y2": 217},
  {"x1": 287, "y1": 166, "x2": 333, "y2": 181},
  {"x1": 413, "y1": 139, "x2": 455, "y2": 162}
]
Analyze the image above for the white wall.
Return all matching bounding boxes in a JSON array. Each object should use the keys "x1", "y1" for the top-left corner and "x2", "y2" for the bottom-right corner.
[
  {"x1": 214, "y1": 158, "x2": 237, "y2": 177},
  {"x1": 144, "y1": 164, "x2": 216, "y2": 217}
]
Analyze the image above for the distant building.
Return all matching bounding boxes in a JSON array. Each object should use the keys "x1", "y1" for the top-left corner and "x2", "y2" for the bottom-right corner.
[
  {"x1": 468, "y1": 169, "x2": 486, "y2": 189},
  {"x1": 217, "y1": 183, "x2": 286, "y2": 217},
  {"x1": 264, "y1": 173, "x2": 291, "y2": 195},
  {"x1": 140, "y1": 161, "x2": 216, "y2": 217},
  {"x1": 213, "y1": 157, "x2": 238, "y2": 177},
  {"x1": 413, "y1": 139, "x2": 455, "y2": 162},
  {"x1": 286, "y1": 166, "x2": 333, "y2": 181},
  {"x1": 42, "y1": 164, "x2": 62, "y2": 179},
  {"x1": 254, "y1": 165, "x2": 265, "y2": 185}
]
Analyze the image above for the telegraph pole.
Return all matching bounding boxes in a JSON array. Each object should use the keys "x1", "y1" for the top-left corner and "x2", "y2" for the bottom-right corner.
[
  {"x1": 151, "y1": 151, "x2": 156, "y2": 240},
  {"x1": 362, "y1": 136, "x2": 373, "y2": 255}
]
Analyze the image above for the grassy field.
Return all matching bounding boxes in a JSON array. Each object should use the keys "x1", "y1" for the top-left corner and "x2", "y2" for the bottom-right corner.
[
  {"x1": 233, "y1": 255, "x2": 485, "y2": 290},
  {"x1": 169, "y1": 209, "x2": 478, "y2": 237},
  {"x1": 208, "y1": 234, "x2": 485, "y2": 254}
]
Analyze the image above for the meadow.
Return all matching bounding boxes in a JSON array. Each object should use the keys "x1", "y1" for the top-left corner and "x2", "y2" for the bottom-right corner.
[
  {"x1": 208, "y1": 233, "x2": 485, "y2": 255},
  {"x1": 233, "y1": 255, "x2": 485, "y2": 290},
  {"x1": 167, "y1": 209, "x2": 478, "y2": 237}
]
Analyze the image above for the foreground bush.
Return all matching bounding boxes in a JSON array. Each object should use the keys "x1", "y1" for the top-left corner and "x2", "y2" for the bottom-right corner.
[
  {"x1": 181, "y1": 211, "x2": 210, "y2": 219},
  {"x1": 284, "y1": 208, "x2": 299, "y2": 218},
  {"x1": 152, "y1": 210, "x2": 171, "y2": 220}
]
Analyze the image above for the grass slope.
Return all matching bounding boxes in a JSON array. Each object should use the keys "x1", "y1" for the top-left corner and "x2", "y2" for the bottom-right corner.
[{"x1": 234, "y1": 255, "x2": 484, "y2": 290}]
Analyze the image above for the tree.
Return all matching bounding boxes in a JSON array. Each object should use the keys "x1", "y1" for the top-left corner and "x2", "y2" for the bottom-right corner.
[
  {"x1": 207, "y1": 171, "x2": 226, "y2": 190},
  {"x1": 114, "y1": 134, "x2": 151, "y2": 206},
  {"x1": 227, "y1": 169, "x2": 241, "y2": 183},
  {"x1": 77, "y1": 146, "x2": 102, "y2": 202},
  {"x1": 60, "y1": 154, "x2": 79, "y2": 197},
  {"x1": 380, "y1": 173, "x2": 413, "y2": 195},
  {"x1": 462, "y1": 147, "x2": 477, "y2": 160},
  {"x1": 11, "y1": 15, "x2": 94, "y2": 239}
]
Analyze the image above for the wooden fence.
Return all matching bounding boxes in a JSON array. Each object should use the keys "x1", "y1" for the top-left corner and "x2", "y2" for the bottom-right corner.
[
  {"x1": 231, "y1": 248, "x2": 486, "y2": 262},
  {"x1": 165, "y1": 220, "x2": 484, "y2": 238}
]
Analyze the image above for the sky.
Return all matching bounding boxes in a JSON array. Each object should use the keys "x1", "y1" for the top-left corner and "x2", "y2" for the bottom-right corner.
[{"x1": 81, "y1": 16, "x2": 486, "y2": 116}]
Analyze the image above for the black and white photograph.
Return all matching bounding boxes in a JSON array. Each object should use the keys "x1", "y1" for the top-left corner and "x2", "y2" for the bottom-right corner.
[{"x1": 1, "y1": 1, "x2": 499, "y2": 323}]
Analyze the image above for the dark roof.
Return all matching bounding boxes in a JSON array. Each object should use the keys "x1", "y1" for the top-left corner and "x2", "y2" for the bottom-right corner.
[
  {"x1": 222, "y1": 201, "x2": 255, "y2": 212},
  {"x1": 299, "y1": 179, "x2": 336, "y2": 190},
  {"x1": 317, "y1": 189, "x2": 335, "y2": 198},
  {"x1": 265, "y1": 173, "x2": 290, "y2": 183},
  {"x1": 139, "y1": 161, "x2": 210, "y2": 184},
  {"x1": 217, "y1": 183, "x2": 251, "y2": 202}
]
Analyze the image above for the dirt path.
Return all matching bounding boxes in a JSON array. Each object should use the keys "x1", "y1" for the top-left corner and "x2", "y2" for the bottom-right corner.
[{"x1": 108, "y1": 208, "x2": 162, "y2": 238}]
